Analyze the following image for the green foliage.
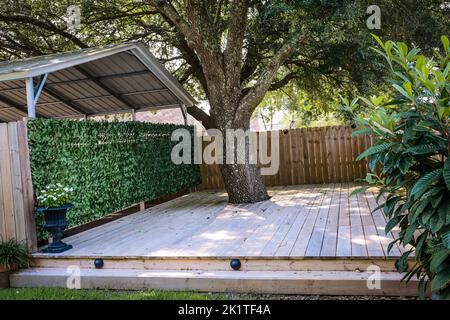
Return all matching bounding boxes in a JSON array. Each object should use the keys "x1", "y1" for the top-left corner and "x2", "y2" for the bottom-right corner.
[
  {"x1": 1, "y1": 1, "x2": 448, "y2": 112},
  {"x1": 336, "y1": 96, "x2": 361, "y2": 124},
  {"x1": 0, "y1": 288, "x2": 227, "y2": 300},
  {"x1": 27, "y1": 119, "x2": 201, "y2": 240},
  {"x1": 353, "y1": 35, "x2": 450, "y2": 299},
  {"x1": 0, "y1": 239, "x2": 29, "y2": 269},
  {"x1": 36, "y1": 183, "x2": 74, "y2": 208}
]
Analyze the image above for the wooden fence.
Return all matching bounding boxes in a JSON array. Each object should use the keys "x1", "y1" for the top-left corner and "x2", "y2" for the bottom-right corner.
[
  {"x1": 0, "y1": 121, "x2": 36, "y2": 250},
  {"x1": 198, "y1": 126, "x2": 373, "y2": 189}
]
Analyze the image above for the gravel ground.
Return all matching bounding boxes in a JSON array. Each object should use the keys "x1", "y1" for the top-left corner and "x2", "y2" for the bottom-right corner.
[{"x1": 222, "y1": 293, "x2": 417, "y2": 300}]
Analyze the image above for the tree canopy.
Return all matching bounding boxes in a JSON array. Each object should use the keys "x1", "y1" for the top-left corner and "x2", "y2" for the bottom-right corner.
[{"x1": 1, "y1": 0, "x2": 448, "y2": 113}]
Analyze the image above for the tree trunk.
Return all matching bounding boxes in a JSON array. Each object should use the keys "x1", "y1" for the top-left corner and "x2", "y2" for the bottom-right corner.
[
  {"x1": 215, "y1": 115, "x2": 270, "y2": 203},
  {"x1": 220, "y1": 163, "x2": 269, "y2": 203}
]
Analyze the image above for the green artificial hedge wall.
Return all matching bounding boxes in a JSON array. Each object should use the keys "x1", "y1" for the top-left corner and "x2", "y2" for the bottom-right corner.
[{"x1": 27, "y1": 119, "x2": 201, "y2": 240}]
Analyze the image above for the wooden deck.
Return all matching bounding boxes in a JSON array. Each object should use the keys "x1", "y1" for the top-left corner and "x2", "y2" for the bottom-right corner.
[
  {"x1": 13, "y1": 184, "x2": 421, "y2": 296},
  {"x1": 36, "y1": 183, "x2": 402, "y2": 259}
]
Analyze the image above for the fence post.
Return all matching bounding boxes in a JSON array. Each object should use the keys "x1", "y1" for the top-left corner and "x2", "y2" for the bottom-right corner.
[{"x1": 18, "y1": 120, "x2": 37, "y2": 251}]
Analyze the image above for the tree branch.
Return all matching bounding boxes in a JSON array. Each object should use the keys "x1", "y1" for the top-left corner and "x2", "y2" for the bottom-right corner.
[
  {"x1": 0, "y1": 13, "x2": 88, "y2": 48},
  {"x1": 186, "y1": 105, "x2": 213, "y2": 129},
  {"x1": 223, "y1": 1, "x2": 249, "y2": 90},
  {"x1": 238, "y1": 34, "x2": 307, "y2": 115},
  {"x1": 146, "y1": 0, "x2": 224, "y2": 95}
]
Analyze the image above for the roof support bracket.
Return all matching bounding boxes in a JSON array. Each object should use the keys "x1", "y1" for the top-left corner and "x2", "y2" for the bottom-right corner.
[
  {"x1": 34, "y1": 74, "x2": 48, "y2": 105},
  {"x1": 180, "y1": 103, "x2": 188, "y2": 125},
  {"x1": 26, "y1": 73, "x2": 48, "y2": 118}
]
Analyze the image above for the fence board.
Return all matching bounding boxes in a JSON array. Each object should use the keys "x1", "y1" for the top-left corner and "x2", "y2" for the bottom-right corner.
[
  {"x1": 0, "y1": 120, "x2": 36, "y2": 250},
  {"x1": 198, "y1": 126, "x2": 371, "y2": 190}
]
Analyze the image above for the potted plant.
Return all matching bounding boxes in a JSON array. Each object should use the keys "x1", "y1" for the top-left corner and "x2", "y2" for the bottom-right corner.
[
  {"x1": 36, "y1": 183, "x2": 75, "y2": 253},
  {"x1": 0, "y1": 239, "x2": 29, "y2": 288}
]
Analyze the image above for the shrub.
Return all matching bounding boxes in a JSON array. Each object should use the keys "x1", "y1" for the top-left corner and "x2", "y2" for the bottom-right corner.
[
  {"x1": 353, "y1": 35, "x2": 449, "y2": 299},
  {"x1": 0, "y1": 239, "x2": 29, "y2": 269}
]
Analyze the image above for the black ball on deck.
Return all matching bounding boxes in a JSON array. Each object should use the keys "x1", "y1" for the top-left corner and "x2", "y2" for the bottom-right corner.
[
  {"x1": 351, "y1": 123, "x2": 357, "y2": 129},
  {"x1": 94, "y1": 258, "x2": 104, "y2": 269},
  {"x1": 230, "y1": 259, "x2": 241, "y2": 270}
]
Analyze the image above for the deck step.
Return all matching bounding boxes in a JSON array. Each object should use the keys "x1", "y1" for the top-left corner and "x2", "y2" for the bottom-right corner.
[
  {"x1": 31, "y1": 256, "x2": 401, "y2": 272},
  {"x1": 10, "y1": 267, "x2": 420, "y2": 296}
]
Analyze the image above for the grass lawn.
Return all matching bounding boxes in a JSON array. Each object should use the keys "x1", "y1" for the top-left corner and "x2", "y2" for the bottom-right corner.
[
  {"x1": 0, "y1": 287, "x2": 230, "y2": 300},
  {"x1": 0, "y1": 288, "x2": 417, "y2": 300}
]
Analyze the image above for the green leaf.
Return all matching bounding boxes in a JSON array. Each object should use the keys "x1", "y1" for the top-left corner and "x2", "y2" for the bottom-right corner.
[
  {"x1": 430, "y1": 248, "x2": 450, "y2": 273},
  {"x1": 410, "y1": 169, "x2": 443, "y2": 199},
  {"x1": 407, "y1": 144, "x2": 443, "y2": 155},
  {"x1": 385, "y1": 215, "x2": 402, "y2": 234},
  {"x1": 415, "y1": 55, "x2": 426, "y2": 74},
  {"x1": 418, "y1": 278, "x2": 427, "y2": 300},
  {"x1": 392, "y1": 84, "x2": 413, "y2": 101},
  {"x1": 397, "y1": 42, "x2": 408, "y2": 56},
  {"x1": 408, "y1": 199, "x2": 429, "y2": 224},
  {"x1": 402, "y1": 222, "x2": 418, "y2": 246},
  {"x1": 444, "y1": 158, "x2": 450, "y2": 191},
  {"x1": 441, "y1": 35, "x2": 449, "y2": 55},
  {"x1": 443, "y1": 231, "x2": 450, "y2": 249},
  {"x1": 384, "y1": 196, "x2": 400, "y2": 217},
  {"x1": 371, "y1": 34, "x2": 385, "y2": 49},
  {"x1": 396, "y1": 251, "x2": 410, "y2": 272},
  {"x1": 431, "y1": 269, "x2": 450, "y2": 292},
  {"x1": 352, "y1": 128, "x2": 373, "y2": 136},
  {"x1": 356, "y1": 143, "x2": 394, "y2": 161},
  {"x1": 415, "y1": 231, "x2": 428, "y2": 259},
  {"x1": 403, "y1": 81, "x2": 413, "y2": 98},
  {"x1": 350, "y1": 186, "x2": 370, "y2": 197},
  {"x1": 398, "y1": 157, "x2": 414, "y2": 174}
]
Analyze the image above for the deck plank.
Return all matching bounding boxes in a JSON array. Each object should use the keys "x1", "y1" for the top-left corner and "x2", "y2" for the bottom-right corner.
[
  {"x1": 289, "y1": 185, "x2": 327, "y2": 256},
  {"x1": 357, "y1": 191, "x2": 385, "y2": 257},
  {"x1": 320, "y1": 183, "x2": 341, "y2": 257},
  {"x1": 336, "y1": 183, "x2": 352, "y2": 257},
  {"x1": 348, "y1": 184, "x2": 368, "y2": 257},
  {"x1": 305, "y1": 184, "x2": 335, "y2": 256}
]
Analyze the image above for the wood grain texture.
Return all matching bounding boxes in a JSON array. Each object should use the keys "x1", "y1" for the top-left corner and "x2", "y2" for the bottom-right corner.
[
  {"x1": 0, "y1": 120, "x2": 36, "y2": 250},
  {"x1": 36, "y1": 185, "x2": 400, "y2": 259}
]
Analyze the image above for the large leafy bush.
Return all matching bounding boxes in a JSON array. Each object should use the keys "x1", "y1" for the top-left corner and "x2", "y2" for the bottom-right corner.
[{"x1": 354, "y1": 35, "x2": 449, "y2": 299}]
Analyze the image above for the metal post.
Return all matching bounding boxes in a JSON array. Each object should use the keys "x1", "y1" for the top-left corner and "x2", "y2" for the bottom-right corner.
[{"x1": 25, "y1": 77, "x2": 36, "y2": 118}]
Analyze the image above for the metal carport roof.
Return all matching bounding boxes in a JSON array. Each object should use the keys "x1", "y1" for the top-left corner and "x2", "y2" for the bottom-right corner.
[{"x1": 0, "y1": 42, "x2": 196, "y2": 122}]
